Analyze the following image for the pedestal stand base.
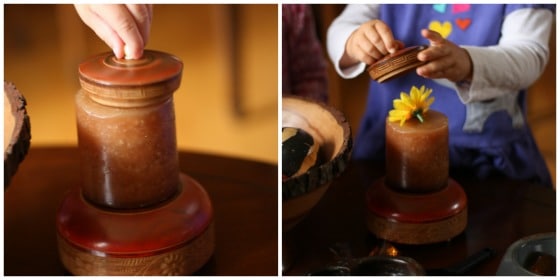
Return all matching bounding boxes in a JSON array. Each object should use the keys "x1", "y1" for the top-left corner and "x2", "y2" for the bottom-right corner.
[
  {"x1": 56, "y1": 173, "x2": 214, "y2": 276},
  {"x1": 366, "y1": 178, "x2": 467, "y2": 245}
]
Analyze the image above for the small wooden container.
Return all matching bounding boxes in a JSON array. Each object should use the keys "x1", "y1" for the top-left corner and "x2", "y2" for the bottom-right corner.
[{"x1": 56, "y1": 50, "x2": 214, "y2": 275}]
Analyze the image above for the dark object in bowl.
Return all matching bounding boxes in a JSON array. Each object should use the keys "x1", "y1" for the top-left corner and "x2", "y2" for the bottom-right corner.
[
  {"x1": 367, "y1": 45, "x2": 428, "y2": 83},
  {"x1": 523, "y1": 251, "x2": 556, "y2": 276},
  {"x1": 282, "y1": 127, "x2": 319, "y2": 178},
  {"x1": 496, "y1": 232, "x2": 556, "y2": 276}
]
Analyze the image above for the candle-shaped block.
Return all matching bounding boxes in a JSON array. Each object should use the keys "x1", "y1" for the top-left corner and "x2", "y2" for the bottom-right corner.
[{"x1": 385, "y1": 110, "x2": 449, "y2": 192}]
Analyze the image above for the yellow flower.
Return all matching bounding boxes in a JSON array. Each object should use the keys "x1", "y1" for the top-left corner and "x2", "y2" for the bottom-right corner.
[{"x1": 388, "y1": 85, "x2": 435, "y2": 126}]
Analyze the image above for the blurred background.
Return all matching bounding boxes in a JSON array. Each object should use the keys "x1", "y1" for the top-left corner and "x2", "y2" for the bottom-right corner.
[
  {"x1": 312, "y1": 4, "x2": 556, "y2": 186},
  {"x1": 4, "y1": 4, "x2": 278, "y2": 164}
]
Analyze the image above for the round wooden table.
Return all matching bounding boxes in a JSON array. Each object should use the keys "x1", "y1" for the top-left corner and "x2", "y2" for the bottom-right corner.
[{"x1": 4, "y1": 147, "x2": 278, "y2": 276}]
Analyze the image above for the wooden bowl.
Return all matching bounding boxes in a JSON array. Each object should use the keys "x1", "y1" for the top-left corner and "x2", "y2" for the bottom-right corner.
[
  {"x1": 367, "y1": 45, "x2": 428, "y2": 83},
  {"x1": 4, "y1": 82, "x2": 31, "y2": 188},
  {"x1": 282, "y1": 96, "x2": 352, "y2": 230}
]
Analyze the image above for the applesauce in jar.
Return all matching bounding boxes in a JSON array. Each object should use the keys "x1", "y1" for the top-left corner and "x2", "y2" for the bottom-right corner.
[{"x1": 76, "y1": 50, "x2": 183, "y2": 209}]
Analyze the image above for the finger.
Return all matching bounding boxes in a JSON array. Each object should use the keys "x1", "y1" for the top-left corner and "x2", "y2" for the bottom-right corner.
[
  {"x1": 421, "y1": 28, "x2": 447, "y2": 47},
  {"x1": 75, "y1": 5, "x2": 125, "y2": 58},
  {"x1": 394, "y1": 40, "x2": 405, "y2": 50},
  {"x1": 417, "y1": 59, "x2": 444, "y2": 77},
  {"x1": 357, "y1": 36, "x2": 384, "y2": 62},
  {"x1": 96, "y1": 4, "x2": 145, "y2": 59},
  {"x1": 417, "y1": 65, "x2": 445, "y2": 79},
  {"x1": 417, "y1": 57, "x2": 457, "y2": 79},
  {"x1": 417, "y1": 45, "x2": 449, "y2": 62},
  {"x1": 349, "y1": 32, "x2": 381, "y2": 64},
  {"x1": 125, "y1": 4, "x2": 153, "y2": 48},
  {"x1": 372, "y1": 21, "x2": 399, "y2": 53},
  {"x1": 359, "y1": 29, "x2": 386, "y2": 58}
]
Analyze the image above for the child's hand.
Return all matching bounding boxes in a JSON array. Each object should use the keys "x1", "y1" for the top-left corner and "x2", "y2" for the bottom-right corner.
[
  {"x1": 417, "y1": 29, "x2": 473, "y2": 82},
  {"x1": 341, "y1": 19, "x2": 403, "y2": 69},
  {"x1": 75, "y1": 4, "x2": 153, "y2": 59}
]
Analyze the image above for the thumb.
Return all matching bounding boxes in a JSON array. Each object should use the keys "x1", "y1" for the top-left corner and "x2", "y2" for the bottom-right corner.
[{"x1": 421, "y1": 28, "x2": 445, "y2": 46}]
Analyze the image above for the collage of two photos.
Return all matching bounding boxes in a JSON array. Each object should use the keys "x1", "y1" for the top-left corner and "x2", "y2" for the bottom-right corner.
[{"x1": 4, "y1": 3, "x2": 556, "y2": 276}]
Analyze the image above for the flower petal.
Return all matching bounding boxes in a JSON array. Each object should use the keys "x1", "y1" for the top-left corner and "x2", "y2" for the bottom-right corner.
[{"x1": 389, "y1": 85, "x2": 435, "y2": 126}]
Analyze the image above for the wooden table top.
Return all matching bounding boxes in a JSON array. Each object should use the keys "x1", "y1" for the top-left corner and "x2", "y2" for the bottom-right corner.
[
  {"x1": 4, "y1": 147, "x2": 278, "y2": 276},
  {"x1": 5, "y1": 147, "x2": 556, "y2": 276},
  {"x1": 283, "y1": 160, "x2": 556, "y2": 276}
]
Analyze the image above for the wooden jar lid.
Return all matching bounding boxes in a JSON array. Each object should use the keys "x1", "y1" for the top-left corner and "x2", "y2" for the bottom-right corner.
[
  {"x1": 367, "y1": 45, "x2": 427, "y2": 83},
  {"x1": 4, "y1": 82, "x2": 31, "y2": 187},
  {"x1": 78, "y1": 50, "x2": 183, "y2": 107}
]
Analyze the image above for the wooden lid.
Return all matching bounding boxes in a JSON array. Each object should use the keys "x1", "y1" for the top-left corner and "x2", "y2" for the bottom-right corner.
[
  {"x1": 78, "y1": 50, "x2": 183, "y2": 107},
  {"x1": 367, "y1": 45, "x2": 427, "y2": 83}
]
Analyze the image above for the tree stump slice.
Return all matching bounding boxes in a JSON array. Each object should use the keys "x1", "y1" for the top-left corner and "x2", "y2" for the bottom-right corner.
[{"x1": 4, "y1": 81, "x2": 31, "y2": 188}]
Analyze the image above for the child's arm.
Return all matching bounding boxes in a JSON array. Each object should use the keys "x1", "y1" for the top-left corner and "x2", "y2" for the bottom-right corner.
[
  {"x1": 327, "y1": 4, "x2": 382, "y2": 79},
  {"x1": 452, "y1": 8, "x2": 553, "y2": 103}
]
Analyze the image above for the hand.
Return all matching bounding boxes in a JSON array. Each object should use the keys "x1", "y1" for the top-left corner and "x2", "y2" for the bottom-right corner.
[
  {"x1": 416, "y1": 29, "x2": 473, "y2": 82},
  {"x1": 74, "y1": 4, "x2": 153, "y2": 59},
  {"x1": 341, "y1": 19, "x2": 404, "y2": 69}
]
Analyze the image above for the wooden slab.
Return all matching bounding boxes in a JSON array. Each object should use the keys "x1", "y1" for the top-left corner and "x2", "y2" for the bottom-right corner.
[{"x1": 4, "y1": 82, "x2": 31, "y2": 187}]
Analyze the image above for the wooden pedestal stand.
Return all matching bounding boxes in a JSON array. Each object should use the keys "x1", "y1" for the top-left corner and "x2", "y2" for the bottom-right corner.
[
  {"x1": 55, "y1": 50, "x2": 214, "y2": 275},
  {"x1": 57, "y1": 174, "x2": 214, "y2": 275},
  {"x1": 366, "y1": 178, "x2": 467, "y2": 244}
]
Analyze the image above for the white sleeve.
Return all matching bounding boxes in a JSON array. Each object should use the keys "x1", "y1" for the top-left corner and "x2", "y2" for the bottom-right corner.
[
  {"x1": 455, "y1": 8, "x2": 553, "y2": 103},
  {"x1": 326, "y1": 4, "x2": 380, "y2": 79}
]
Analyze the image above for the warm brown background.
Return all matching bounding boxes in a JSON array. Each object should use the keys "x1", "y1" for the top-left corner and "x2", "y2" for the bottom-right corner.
[
  {"x1": 3, "y1": 4, "x2": 556, "y2": 179},
  {"x1": 313, "y1": 4, "x2": 556, "y2": 187},
  {"x1": 4, "y1": 4, "x2": 278, "y2": 164}
]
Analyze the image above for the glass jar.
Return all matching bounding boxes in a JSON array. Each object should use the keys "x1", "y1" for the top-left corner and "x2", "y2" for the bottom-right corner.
[{"x1": 76, "y1": 50, "x2": 183, "y2": 209}]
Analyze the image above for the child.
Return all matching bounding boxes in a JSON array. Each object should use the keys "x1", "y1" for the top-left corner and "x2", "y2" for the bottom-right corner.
[{"x1": 327, "y1": 4, "x2": 554, "y2": 187}]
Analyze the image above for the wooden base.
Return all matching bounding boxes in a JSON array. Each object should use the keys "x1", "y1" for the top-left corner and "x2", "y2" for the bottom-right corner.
[
  {"x1": 366, "y1": 178, "x2": 467, "y2": 244},
  {"x1": 57, "y1": 223, "x2": 214, "y2": 276},
  {"x1": 56, "y1": 173, "x2": 214, "y2": 275}
]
